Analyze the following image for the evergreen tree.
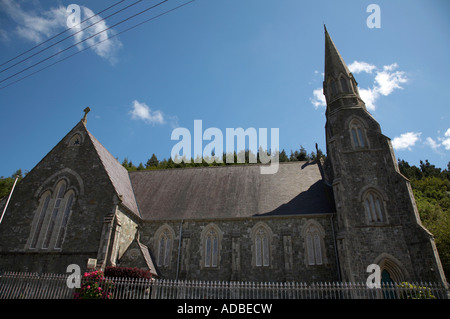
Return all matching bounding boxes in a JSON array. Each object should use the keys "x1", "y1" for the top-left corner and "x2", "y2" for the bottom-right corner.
[
  {"x1": 398, "y1": 159, "x2": 423, "y2": 180},
  {"x1": 146, "y1": 154, "x2": 159, "y2": 168},
  {"x1": 279, "y1": 149, "x2": 289, "y2": 162},
  {"x1": 289, "y1": 150, "x2": 297, "y2": 161},
  {"x1": 122, "y1": 158, "x2": 130, "y2": 170},
  {"x1": 296, "y1": 146, "x2": 309, "y2": 161},
  {"x1": 420, "y1": 160, "x2": 442, "y2": 178},
  {"x1": 121, "y1": 158, "x2": 137, "y2": 171},
  {"x1": 0, "y1": 170, "x2": 24, "y2": 199}
]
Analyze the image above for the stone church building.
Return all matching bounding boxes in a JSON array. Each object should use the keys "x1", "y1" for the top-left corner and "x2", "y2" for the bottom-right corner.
[{"x1": 0, "y1": 28, "x2": 447, "y2": 285}]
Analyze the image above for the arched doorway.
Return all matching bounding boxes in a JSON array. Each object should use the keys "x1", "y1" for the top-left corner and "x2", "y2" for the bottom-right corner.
[
  {"x1": 373, "y1": 253, "x2": 410, "y2": 299},
  {"x1": 381, "y1": 269, "x2": 396, "y2": 299},
  {"x1": 374, "y1": 253, "x2": 408, "y2": 283}
]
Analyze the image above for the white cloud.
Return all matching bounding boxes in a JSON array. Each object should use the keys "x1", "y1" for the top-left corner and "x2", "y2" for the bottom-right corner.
[
  {"x1": 348, "y1": 61, "x2": 376, "y2": 74},
  {"x1": 358, "y1": 87, "x2": 378, "y2": 111},
  {"x1": 374, "y1": 63, "x2": 408, "y2": 96},
  {"x1": 0, "y1": 0, "x2": 66, "y2": 43},
  {"x1": 310, "y1": 88, "x2": 326, "y2": 109},
  {"x1": 425, "y1": 137, "x2": 440, "y2": 150},
  {"x1": 361, "y1": 63, "x2": 408, "y2": 111},
  {"x1": 382, "y1": 63, "x2": 398, "y2": 72},
  {"x1": 311, "y1": 61, "x2": 408, "y2": 111},
  {"x1": 0, "y1": 0, "x2": 121, "y2": 64},
  {"x1": 73, "y1": 6, "x2": 122, "y2": 65},
  {"x1": 440, "y1": 128, "x2": 450, "y2": 150},
  {"x1": 129, "y1": 100, "x2": 165, "y2": 125},
  {"x1": 423, "y1": 128, "x2": 450, "y2": 152},
  {"x1": 391, "y1": 132, "x2": 421, "y2": 151}
]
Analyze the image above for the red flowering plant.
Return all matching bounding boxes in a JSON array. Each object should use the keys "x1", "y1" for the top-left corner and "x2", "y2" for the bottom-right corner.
[{"x1": 73, "y1": 270, "x2": 115, "y2": 299}]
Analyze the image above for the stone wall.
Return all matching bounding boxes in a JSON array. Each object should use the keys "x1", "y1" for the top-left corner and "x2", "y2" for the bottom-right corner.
[
  {"x1": 0, "y1": 122, "x2": 117, "y2": 274},
  {"x1": 327, "y1": 105, "x2": 447, "y2": 284},
  {"x1": 123, "y1": 215, "x2": 339, "y2": 283}
]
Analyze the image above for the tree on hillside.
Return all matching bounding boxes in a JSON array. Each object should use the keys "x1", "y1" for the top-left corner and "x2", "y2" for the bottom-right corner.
[
  {"x1": 121, "y1": 158, "x2": 137, "y2": 171},
  {"x1": 279, "y1": 149, "x2": 289, "y2": 162},
  {"x1": 398, "y1": 158, "x2": 450, "y2": 279},
  {"x1": 0, "y1": 170, "x2": 24, "y2": 199},
  {"x1": 146, "y1": 154, "x2": 159, "y2": 168}
]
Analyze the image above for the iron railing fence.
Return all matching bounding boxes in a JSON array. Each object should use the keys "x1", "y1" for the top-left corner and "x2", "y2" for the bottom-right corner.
[{"x1": 0, "y1": 271, "x2": 448, "y2": 299}]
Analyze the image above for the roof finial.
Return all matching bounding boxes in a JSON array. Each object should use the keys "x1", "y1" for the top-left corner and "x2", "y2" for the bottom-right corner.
[{"x1": 82, "y1": 107, "x2": 91, "y2": 124}]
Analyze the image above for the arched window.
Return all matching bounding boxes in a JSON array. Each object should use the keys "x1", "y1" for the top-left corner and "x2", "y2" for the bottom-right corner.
[
  {"x1": 68, "y1": 133, "x2": 82, "y2": 146},
  {"x1": 305, "y1": 226, "x2": 323, "y2": 265},
  {"x1": 251, "y1": 223, "x2": 272, "y2": 267},
  {"x1": 42, "y1": 180, "x2": 67, "y2": 249},
  {"x1": 204, "y1": 228, "x2": 219, "y2": 268},
  {"x1": 154, "y1": 224, "x2": 175, "y2": 268},
  {"x1": 349, "y1": 119, "x2": 367, "y2": 149},
  {"x1": 29, "y1": 179, "x2": 76, "y2": 250},
  {"x1": 302, "y1": 221, "x2": 326, "y2": 266},
  {"x1": 157, "y1": 229, "x2": 172, "y2": 267},
  {"x1": 255, "y1": 227, "x2": 270, "y2": 267},
  {"x1": 340, "y1": 76, "x2": 349, "y2": 92},
  {"x1": 55, "y1": 191, "x2": 75, "y2": 249},
  {"x1": 30, "y1": 191, "x2": 51, "y2": 249},
  {"x1": 363, "y1": 190, "x2": 385, "y2": 223},
  {"x1": 200, "y1": 224, "x2": 221, "y2": 268}
]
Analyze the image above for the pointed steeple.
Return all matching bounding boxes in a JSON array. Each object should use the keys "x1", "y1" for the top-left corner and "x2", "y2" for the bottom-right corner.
[
  {"x1": 324, "y1": 26, "x2": 351, "y2": 80},
  {"x1": 322, "y1": 26, "x2": 362, "y2": 110}
]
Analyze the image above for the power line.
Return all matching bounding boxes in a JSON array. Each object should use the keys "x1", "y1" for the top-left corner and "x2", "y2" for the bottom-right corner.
[
  {"x1": 0, "y1": 0, "x2": 196, "y2": 91},
  {"x1": 0, "y1": 0, "x2": 145, "y2": 74},
  {"x1": 0, "y1": 0, "x2": 170, "y2": 85},
  {"x1": 0, "y1": 0, "x2": 127, "y2": 68}
]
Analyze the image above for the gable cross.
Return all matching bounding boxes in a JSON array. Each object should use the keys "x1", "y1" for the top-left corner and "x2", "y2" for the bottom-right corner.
[{"x1": 82, "y1": 107, "x2": 91, "y2": 124}]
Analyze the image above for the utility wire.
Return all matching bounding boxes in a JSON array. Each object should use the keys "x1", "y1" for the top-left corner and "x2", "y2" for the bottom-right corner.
[
  {"x1": 0, "y1": 0, "x2": 195, "y2": 90},
  {"x1": 0, "y1": 0, "x2": 170, "y2": 85},
  {"x1": 0, "y1": 0, "x2": 146, "y2": 75},
  {"x1": 0, "y1": 0, "x2": 127, "y2": 69}
]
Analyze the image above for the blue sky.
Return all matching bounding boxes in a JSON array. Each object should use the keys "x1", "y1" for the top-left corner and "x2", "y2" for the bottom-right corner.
[{"x1": 0, "y1": 0, "x2": 449, "y2": 178}]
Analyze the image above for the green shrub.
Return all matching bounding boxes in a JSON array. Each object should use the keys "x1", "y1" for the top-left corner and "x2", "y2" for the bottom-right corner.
[{"x1": 398, "y1": 282, "x2": 436, "y2": 299}]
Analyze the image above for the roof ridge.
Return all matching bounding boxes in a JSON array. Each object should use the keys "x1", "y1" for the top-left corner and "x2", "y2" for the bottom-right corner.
[{"x1": 128, "y1": 160, "x2": 311, "y2": 174}]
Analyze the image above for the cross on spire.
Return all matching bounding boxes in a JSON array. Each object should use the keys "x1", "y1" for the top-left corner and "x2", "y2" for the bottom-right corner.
[{"x1": 82, "y1": 107, "x2": 90, "y2": 124}]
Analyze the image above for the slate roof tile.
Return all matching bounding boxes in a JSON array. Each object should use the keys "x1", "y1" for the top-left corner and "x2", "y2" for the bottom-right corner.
[{"x1": 129, "y1": 162, "x2": 335, "y2": 220}]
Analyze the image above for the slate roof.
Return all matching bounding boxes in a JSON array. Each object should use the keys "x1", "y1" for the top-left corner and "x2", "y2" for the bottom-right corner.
[
  {"x1": 85, "y1": 127, "x2": 140, "y2": 218},
  {"x1": 129, "y1": 161, "x2": 335, "y2": 221},
  {"x1": 137, "y1": 240, "x2": 160, "y2": 277},
  {"x1": 81, "y1": 122, "x2": 335, "y2": 222}
]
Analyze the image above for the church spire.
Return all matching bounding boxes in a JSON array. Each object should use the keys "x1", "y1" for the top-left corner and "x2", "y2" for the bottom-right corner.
[
  {"x1": 323, "y1": 27, "x2": 361, "y2": 110},
  {"x1": 324, "y1": 26, "x2": 351, "y2": 80}
]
